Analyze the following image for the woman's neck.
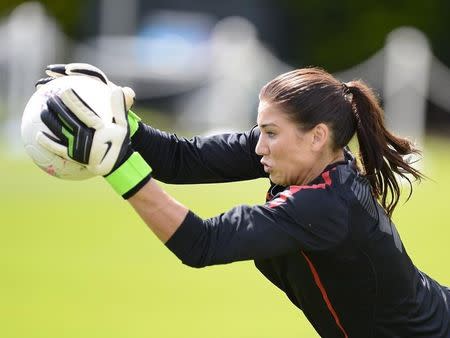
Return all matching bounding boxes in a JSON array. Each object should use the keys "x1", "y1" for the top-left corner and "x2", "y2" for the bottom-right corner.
[{"x1": 298, "y1": 149, "x2": 345, "y2": 185}]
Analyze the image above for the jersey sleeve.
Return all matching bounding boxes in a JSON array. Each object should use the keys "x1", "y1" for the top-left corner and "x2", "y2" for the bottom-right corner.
[
  {"x1": 165, "y1": 186, "x2": 349, "y2": 267},
  {"x1": 131, "y1": 122, "x2": 266, "y2": 184}
]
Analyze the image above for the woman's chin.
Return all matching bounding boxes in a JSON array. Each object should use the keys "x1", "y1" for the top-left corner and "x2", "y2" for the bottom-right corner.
[
  {"x1": 269, "y1": 173, "x2": 276, "y2": 183},
  {"x1": 269, "y1": 174, "x2": 285, "y2": 186}
]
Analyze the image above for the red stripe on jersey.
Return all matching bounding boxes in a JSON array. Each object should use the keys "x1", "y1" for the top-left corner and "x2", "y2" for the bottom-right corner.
[
  {"x1": 301, "y1": 251, "x2": 349, "y2": 338},
  {"x1": 268, "y1": 189, "x2": 292, "y2": 207},
  {"x1": 268, "y1": 170, "x2": 332, "y2": 208}
]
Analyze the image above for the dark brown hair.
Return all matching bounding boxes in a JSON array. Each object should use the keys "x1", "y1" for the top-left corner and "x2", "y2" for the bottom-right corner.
[{"x1": 259, "y1": 67, "x2": 424, "y2": 217}]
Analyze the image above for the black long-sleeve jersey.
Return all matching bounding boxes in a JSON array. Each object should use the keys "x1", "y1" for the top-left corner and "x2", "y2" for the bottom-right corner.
[{"x1": 131, "y1": 123, "x2": 450, "y2": 338}]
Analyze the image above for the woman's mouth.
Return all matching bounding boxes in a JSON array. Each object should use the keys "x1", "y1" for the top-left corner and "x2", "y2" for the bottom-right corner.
[{"x1": 261, "y1": 160, "x2": 272, "y2": 173}]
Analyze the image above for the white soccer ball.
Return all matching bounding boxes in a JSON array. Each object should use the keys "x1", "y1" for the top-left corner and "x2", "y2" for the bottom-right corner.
[{"x1": 21, "y1": 75, "x2": 113, "y2": 180}]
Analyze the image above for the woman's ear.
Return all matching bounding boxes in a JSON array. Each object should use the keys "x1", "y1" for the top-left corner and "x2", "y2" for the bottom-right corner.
[{"x1": 311, "y1": 123, "x2": 329, "y2": 151}]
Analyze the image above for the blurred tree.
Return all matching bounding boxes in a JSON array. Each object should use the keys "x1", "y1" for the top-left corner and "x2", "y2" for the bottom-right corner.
[
  {"x1": 2, "y1": 1, "x2": 448, "y2": 71},
  {"x1": 0, "y1": 0, "x2": 87, "y2": 37},
  {"x1": 278, "y1": 0, "x2": 450, "y2": 71}
]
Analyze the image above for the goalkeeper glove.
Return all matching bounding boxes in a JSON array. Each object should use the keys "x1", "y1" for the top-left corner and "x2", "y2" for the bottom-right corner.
[
  {"x1": 35, "y1": 63, "x2": 141, "y2": 137},
  {"x1": 37, "y1": 87, "x2": 152, "y2": 199}
]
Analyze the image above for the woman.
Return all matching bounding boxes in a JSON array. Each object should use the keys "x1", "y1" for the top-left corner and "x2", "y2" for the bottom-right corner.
[{"x1": 38, "y1": 65, "x2": 450, "y2": 337}]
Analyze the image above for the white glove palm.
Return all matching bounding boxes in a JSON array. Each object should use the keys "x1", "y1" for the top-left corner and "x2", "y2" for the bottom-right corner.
[
  {"x1": 36, "y1": 63, "x2": 136, "y2": 111},
  {"x1": 38, "y1": 87, "x2": 130, "y2": 176},
  {"x1": 36, "y1": 63, "x2": 152, "y2": 198}
]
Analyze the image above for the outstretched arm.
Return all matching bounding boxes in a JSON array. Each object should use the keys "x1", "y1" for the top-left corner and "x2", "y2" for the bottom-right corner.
[
  {"x1": 36, "y1": 62, "x2": 265, "y2": 185},
  {"x1": 36, "y1": 85, "x2": 347, "y2": 267},
  {"x1": 128, "y1": 178, "x2": 188, "y2": 242},
  {"x1": 132, "y1": 123, "x2": 267, "y2": 184},
  {"x1": 127, "y1": 175, "x2": 349, "y2": 267}
]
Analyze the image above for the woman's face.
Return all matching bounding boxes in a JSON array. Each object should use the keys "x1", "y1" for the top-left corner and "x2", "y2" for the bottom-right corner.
[{"x1": 255, "y1": 100, "x2": 324, "y2": 186}]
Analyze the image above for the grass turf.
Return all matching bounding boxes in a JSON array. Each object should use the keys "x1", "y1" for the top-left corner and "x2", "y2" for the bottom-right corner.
[{"x1": 1, "y1": 136, "x2": 449, "y2": 338}]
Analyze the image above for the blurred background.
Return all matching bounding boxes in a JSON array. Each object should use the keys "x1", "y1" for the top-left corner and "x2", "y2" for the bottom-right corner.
[{"x1": 1, "y1": 1, "x2": 449, "y2": 337}]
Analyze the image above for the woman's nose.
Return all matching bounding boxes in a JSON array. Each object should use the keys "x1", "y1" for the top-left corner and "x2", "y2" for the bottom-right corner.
[{"x1": 255, "y1": 135, "x2": 268, "y2": 156}]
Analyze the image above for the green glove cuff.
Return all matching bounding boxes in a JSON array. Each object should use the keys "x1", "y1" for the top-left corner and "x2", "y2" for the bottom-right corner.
[
  {"x1": 128, "y1": 110, "x2": 141, "y2": 137},
  {"x1": 105, "y1": 152, "x2": 152, "y2": 197}
]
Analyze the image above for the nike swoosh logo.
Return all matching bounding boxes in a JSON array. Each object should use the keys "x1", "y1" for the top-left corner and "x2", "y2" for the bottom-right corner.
[{"x1": 101, "y1": 141, "x2": 112, "y2": 163}]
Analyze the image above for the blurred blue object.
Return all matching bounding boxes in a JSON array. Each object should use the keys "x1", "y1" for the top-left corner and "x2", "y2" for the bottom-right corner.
[{"x1": 135, "y1": 10, "x2": 214, "y2": 74}]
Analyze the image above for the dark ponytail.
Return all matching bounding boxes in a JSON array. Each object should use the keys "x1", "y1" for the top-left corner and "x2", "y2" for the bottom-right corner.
[
  {"x1": 345, "y1": 80, "x2": 424, "y2": 217},
  {"x1": 260, "y1": 67, "x2": 424, "y2": 217}
]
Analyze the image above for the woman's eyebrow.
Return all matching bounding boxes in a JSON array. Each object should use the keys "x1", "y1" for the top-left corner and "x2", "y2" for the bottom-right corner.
[{"x1": 259, "y1": 122, "x2": 278, "y2": 129}]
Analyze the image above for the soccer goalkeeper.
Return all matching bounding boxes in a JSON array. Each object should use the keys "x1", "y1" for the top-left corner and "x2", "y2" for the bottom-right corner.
[{"x1": 36, "y1": 64, "x2": 450, "y2": 338}]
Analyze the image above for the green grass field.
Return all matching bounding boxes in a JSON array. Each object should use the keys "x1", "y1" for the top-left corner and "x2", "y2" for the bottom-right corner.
[{"x1": 1, "y1": 136, "x2": 449, "y2": 338}]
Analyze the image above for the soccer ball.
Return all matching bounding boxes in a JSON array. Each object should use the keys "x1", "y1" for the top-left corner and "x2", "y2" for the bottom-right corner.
[{"x1": 21, "y1": 75, "x2": 113, "y2": 180}]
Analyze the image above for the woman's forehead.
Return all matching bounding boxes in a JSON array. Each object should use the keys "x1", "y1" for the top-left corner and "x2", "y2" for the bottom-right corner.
[{"x1": 257, "y1": 101, "x2": 291, "y2": 125}]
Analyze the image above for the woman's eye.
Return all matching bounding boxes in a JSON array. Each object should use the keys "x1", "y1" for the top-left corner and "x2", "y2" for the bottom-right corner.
[{"x1": 267, "y1": 131, "x2": 275, "y2": 138}]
